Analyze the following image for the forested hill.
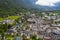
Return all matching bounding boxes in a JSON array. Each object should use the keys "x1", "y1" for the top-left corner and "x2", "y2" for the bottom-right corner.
[
  {"x1": 0, "y1": 0, "x2": 26, "y2": 17},
  {"x1": 0, "y1": 0, "x2": 38, "y2": 17},
  {"x1": 0, "y1": 0, "x2": 60, "y2": 17}
]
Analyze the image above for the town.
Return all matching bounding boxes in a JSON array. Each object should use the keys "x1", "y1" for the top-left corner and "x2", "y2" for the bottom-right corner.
[{"x1": 0, "y1": 12, "x2": 60, "y2": 40}]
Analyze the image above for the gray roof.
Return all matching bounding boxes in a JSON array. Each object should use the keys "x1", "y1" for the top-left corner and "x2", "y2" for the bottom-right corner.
[
  {"x1": 52, "y1": 30, "x2": 60, "y2": 35},
  {"x1": 14, "y1": 36, "x2": 22, "y2": 40}
]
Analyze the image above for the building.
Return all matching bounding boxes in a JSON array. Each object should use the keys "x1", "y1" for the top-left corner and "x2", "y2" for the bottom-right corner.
[
  {"x1": 5, "y1": 29, "x2": 17, "y2": 35},
  {"x1": 51, "y1": 30, "x2": 60, "y2": 40},
  {"x1": 14, "y1": 36, "x2": 22, "y2": 40},
  {"x1": 43, "y1": 36, "x2": 51, "y2": 40},
  {"x1": 2, "y1": 18, "x2": 14, "y2": 24}
]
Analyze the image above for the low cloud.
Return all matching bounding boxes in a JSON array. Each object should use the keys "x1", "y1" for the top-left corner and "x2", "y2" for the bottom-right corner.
[{"x1": 35, "y1": 0, "x2": 60, "y2": 6}]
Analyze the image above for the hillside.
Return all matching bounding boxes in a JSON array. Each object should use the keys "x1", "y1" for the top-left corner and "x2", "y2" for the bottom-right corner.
[
  {"x1": 0, "y1": 0, "x2": 25, "y2": 17},
  {"x1": 0, "y1": 0, "x2": 60, "y2": 17}
]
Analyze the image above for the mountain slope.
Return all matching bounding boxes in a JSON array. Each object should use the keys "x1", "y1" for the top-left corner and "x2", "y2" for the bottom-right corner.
[
  {"x1": 0, "y1": 0, "x2": 60, "y2": 17},
  {"x1": 0, "y1": 0, "x2": 23, "y2": 17}
]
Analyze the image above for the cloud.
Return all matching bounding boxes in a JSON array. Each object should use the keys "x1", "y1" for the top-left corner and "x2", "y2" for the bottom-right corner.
[{"x1": 35, "y1": 0, "x2": 60, "y2": 6}]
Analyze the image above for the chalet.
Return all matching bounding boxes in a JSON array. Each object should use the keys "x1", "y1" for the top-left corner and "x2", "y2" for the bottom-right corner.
[
  {"x1": 51, "y1": 30, "x2": 60, "y2": 40},
  {"x1": 5, "y1": 29, "x2": 17, "y2": 35},
  {"x1": 14, "y1": 36, "x2": 22, "y2": 40},
  {"x1": 27, "y1": 18, "x2": 35, "y2": 24},
  {"x1": 43, "y1": 36, "x2": 51, "y2": 40},
  {"x1": 1, "y1": 18, "x2": 14, "y2": 24}
]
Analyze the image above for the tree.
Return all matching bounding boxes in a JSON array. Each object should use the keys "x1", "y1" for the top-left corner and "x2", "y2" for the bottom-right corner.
[
  {"x1": 30, "y1": 35, "x2": 37, "y2": 40},
  {"x1": 30, "y1": 35, "x2": 43, "y2": 40},
  {"x1": 0, "y1": 23, "x2": 8, "y2": 40}
]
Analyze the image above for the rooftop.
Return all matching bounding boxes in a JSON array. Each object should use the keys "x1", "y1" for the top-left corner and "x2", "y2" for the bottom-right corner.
[{"x1": 52, "y1": 30, "x2": 60, "y2": 35}]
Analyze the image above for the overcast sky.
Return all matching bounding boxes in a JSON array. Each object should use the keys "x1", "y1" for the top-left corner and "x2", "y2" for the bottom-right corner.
[
  {"x1": 21, "y1": 0, "x2": 60, "y2": 7},
  {"x1": 19, "y1": 0, "x2": 60, "y2": 10},
  {"x1": 35, "y1": 0, "x2": 60, "y2": 6}
]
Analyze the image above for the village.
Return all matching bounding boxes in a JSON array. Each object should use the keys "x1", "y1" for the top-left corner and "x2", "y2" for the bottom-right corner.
[{"x1": 0, "y1": 12, "x2": 60, "y2": 40}]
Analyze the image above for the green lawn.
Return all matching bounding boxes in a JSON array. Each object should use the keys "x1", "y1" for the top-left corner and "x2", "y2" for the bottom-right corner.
[
  {"x1": 0, "y1": 18, "x2": 4, "y2": 22},
  {"x1": 5, "y1": 35, "x2": 15, "y2": 40},
  {"x1": 0, "y1": 16, "x2": 20, "y2": 22},
  {"x1": 8, "y1": 16, "x2": 20, "y2": 20}
]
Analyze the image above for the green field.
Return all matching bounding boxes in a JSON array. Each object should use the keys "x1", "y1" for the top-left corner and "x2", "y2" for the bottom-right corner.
[
  {"x1": 5, "y1": 35, "x2": 15, "y2": 40},
  {"x1": 0, "y1": 18, "x2": 4, "y2": 22},
  {"x1": 8, "y1": 16, "x2": 20, "y2": 20},
  {"x1": 0, "y1": 16, "x2": 20, "y2": 22}
]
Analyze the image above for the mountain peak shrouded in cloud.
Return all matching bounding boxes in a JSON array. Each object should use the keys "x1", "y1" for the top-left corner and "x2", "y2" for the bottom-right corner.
[
  {"x1": 35, "y1": 0, "x2": 60, "y2": 6},
  {"x1": 1, "y1": 0, "x2": 60, "y2": 11},
  {"x1": 17, "y1": 0, "x2": 60, "y2": 10}
]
